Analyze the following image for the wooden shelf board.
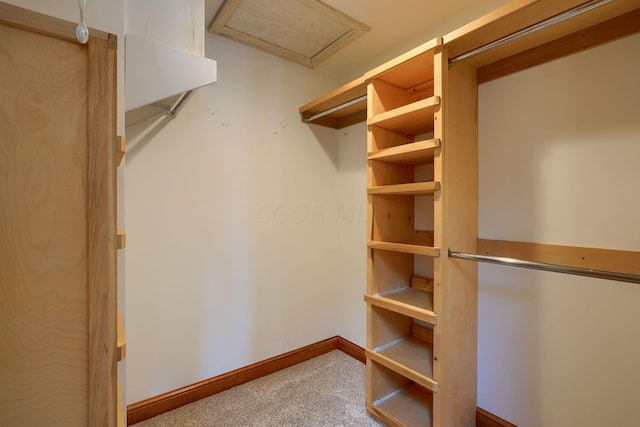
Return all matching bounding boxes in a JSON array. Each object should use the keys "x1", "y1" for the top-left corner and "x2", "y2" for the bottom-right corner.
[
  {"x1": 444, "y1": 0, "x2": 640, "y2": 78},
  {"x1": 365, "y1": 37, "x2": 441, "y2": 88},
  {"x1": 477, "y1": 8, "x2": 640, "y2": 83},
  {"x1": 116, "y1": 229, "x2": 126, "y2": 249},
  {"x1": 369, "y1": 383, "x2": 433, "y2": 427},
  {"x1": 116, "y1": 136, "x2": 126, "y2": 167},
  {"x1": 368, "y1": 138, "x2": 440, "y2": 164},
  {"x1": 299, "y1": 75, "x2": 367, "y2": 129},
  {"x1": 368, "y1": 337, "x2": 437, "y2": 392},
  {"x1": 117, "y1": 309, "x2": 126, "y2": 362},
  {"x1": 365, "y1": 288, "x2": 436, "y2": 324},
  {"x1": 368, "y1": 181, "x2": 440, "y2": 196},
  {"x1": 368, "y1": 96, "x2": 439, "y2": 135},
  {"x1": 368, "y1": 240, "x2": 439, "y2": 257},
  {"x1": 477, "y1": 238, "x2": 640, "y2": 276}
]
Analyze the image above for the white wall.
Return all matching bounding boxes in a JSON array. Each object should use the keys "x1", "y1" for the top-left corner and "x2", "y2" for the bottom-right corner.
[
  {"x1": 124, "y1": 5, "x2": 640, "y2": 425},
  {"x1": 477, "y1": 34, "x2": 640, "y2": 426},
  {"x1": 124, "y1": 33, "x2": 367, "y2": 403},
  {"x1": 126, "y1": 0, "x2": 204, "y2": 54}
]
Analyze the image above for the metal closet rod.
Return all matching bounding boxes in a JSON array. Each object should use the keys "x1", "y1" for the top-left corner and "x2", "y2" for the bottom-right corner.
[
  {"x1": 448, "y1": 249, "x2": 640, "y2": 285},
  {"x1": 305, "y1": 0, "x2": 612, "y2": 121},
  {"x1": 304, "y1": 94, "x2": 367, "y2": 123},
  {"x1": 449, "y1": 0, "x2": 612, "y2": 64}
]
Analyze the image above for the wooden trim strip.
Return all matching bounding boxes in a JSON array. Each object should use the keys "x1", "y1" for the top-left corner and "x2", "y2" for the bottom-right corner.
[
  {"x1": 477, "y1": 238, "x2": 640, "y2": 276},
  {"x1": 0, "y1": 1, "x2": 109, "y2": 42},
  {"x1": 87, "y1": 35, "x2": 118, "y2": 426},
  {"x1": 476, "y1": 407, "x2": 518, "y2": 427},
  {"x1": 337, "y1": 336, "x2": 366, "y2": 363},
  {"x1": 477, "y1": 8, "x2": 640, "y2": 83},
  {"x1": 127, "y1": 337, "x2": 341, "y2": 425}
]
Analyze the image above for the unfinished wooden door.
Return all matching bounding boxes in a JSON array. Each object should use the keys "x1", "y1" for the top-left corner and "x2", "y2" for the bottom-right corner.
[{"x1": 0, "y1": 4, "x2": 117, "y2": 426}]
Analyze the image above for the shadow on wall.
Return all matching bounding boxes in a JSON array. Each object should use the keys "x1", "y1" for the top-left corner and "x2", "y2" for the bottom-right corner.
[
  {"x1": 124, "y1": 115, "x2": 173, "y2": 164},
  {"x1": 307, "y1": 123, "x2": 340, "y2": 171}
]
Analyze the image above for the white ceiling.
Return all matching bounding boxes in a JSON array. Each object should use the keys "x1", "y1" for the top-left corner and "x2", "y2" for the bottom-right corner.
[{"x1": 205, "y1": 0, "x2": 513, "y2": 81}]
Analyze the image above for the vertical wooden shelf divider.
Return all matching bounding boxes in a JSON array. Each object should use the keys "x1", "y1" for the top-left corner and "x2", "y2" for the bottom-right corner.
[{"x1": 363, "y1": 35, "x2": 478, "y2": 427}]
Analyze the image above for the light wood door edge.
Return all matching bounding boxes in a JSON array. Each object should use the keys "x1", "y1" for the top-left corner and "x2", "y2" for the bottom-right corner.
[
  {"x1": 117, "y1": 309, "x2": 126, "y2": 361},
  {"x1": 477, "y1": 238, "x2": 640, "y2": 276}
]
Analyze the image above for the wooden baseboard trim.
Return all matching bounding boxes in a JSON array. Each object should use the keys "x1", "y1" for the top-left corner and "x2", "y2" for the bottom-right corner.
[
  {"x1": 476, "y1": 407, "x2": 518, "y2": 427},
  {"x1": 128, "y1": 335, "x2": 515, "y2": 427},
  {"x1": 337, "y1": 336, "x2": 366, "y2": 363},
  {"x1": 127, "y1": 336, "x2": 341, "y2": 425}
]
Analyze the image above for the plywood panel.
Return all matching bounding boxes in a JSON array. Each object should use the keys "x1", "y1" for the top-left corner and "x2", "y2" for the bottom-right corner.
[
  {"x1": 0, "y1": 22, "x2": 89, "y2": 426},
  {"x1": 432, "y1": 49, "x2": 479, "y2": 427}
]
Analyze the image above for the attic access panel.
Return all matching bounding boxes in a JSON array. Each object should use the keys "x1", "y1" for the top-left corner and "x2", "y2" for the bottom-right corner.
[{"x1": 208, "y1": 0, "x2": 369, "y2": 68}]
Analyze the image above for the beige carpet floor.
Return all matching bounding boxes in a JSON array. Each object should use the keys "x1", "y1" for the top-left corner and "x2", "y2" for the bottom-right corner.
[{"x1": 134, "y1": 350, "x2": 384, "y2": 427}]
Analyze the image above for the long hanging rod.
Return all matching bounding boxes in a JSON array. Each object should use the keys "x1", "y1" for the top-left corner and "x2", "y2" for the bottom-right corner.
[
  {"x1": 449, "y1": 0, "x2": 612, "y2": 64},
  {"x1": 448, "y1": 249, "x2": 640, "y2": 285},
  {"x1": 304, "y1": 94, "x2": 367, "y2": 123}
]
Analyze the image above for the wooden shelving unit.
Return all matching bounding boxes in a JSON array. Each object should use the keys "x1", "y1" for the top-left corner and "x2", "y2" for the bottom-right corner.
[
  {"x1": 364, "y1": 36, "x2": 478, "y2": 426},
  {"x1": 297, "y1": 2, "x2": 640, "y2": 426}
]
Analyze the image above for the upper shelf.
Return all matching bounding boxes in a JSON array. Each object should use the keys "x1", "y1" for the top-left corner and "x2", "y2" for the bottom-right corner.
[
  {"x1": 298, "y1": 0, "x2": 640, "y2": 127},
  {"x1": 444, "y1": 0, "x2": 640, "y2": 83},
  {"x1": 298, "y1": 76, "x2": 367, "y2": 129}
]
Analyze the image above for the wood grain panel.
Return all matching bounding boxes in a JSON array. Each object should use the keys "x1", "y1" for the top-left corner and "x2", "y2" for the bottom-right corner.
[
  {"x1": 477, "y1": 8, "x2": 640, "y2": 83},
  {"x1": 87, "y1": 33, "x2": 118, "y2": 427},
  {"x1": 0, "y1": 21, "x2": 89, "y2": 426},
  {"x1": 477, "y1": 239, "x2": 640, "y2": 276},
  {"x1": 432, "y1": 48, "x2": 479, "y2": 427}
]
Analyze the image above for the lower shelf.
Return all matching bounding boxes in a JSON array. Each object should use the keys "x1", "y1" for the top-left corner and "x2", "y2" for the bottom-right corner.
[
  {"x1": 369, "y1": 383, "x2": 433, "y2": 427},
  {"x1": 365, "y1": 287, "x2": 436, "y2": 324},
  {"x1": 367, "y1": 336, "x2": 437, "y2": 392},
  {"x1": 368, "y1": 240, "x2": 440, "y2": 257}
]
